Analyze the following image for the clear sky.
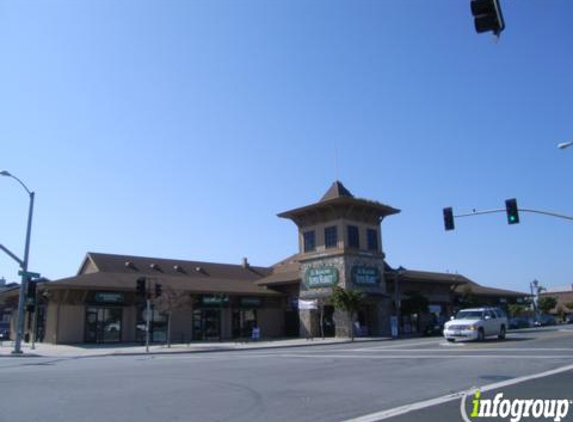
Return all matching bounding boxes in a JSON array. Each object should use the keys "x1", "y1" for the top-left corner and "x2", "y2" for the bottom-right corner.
[{"x1": 1, "y1": 0, "x2": 572, "y2": 294}]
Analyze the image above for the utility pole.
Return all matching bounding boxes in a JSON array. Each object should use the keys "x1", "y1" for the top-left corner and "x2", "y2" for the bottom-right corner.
[{"x1": 0, "y1": 170, "x2": 35, "y2": 355}]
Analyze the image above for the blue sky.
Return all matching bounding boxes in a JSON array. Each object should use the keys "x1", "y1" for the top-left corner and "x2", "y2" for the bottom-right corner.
[{"x1": 1, "y1": 0, "x2": 572, "y2": 293}]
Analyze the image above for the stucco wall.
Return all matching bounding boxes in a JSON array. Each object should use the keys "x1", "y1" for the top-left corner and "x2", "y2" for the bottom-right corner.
[
  {"x1": 170, "y1": 305, "x2": 194, "y2": 343},
  {"x1": 57, "y1": 305, "x2": 85, "y2": 343},
  {"x1": 257, "y1": 308, "x2": 284, "y2": 338}
]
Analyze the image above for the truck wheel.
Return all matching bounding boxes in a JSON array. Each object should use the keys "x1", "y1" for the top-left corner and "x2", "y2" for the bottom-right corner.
[{"x1": 498, "y1": 325, "x2": 506, "y2": 340}]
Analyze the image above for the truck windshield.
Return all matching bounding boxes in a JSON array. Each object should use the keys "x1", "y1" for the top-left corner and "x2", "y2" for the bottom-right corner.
[{"x1": 456, "y1": 311, "x2": 483, "y2": 319}]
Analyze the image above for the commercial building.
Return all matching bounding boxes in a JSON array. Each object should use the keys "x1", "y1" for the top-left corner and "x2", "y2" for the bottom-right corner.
[
  {"x1": 0, "y1": 181, "x2": 528, "y2": 344},
  {"x1": 539, "y1": 285, "x2": 573, "y2": 316}
]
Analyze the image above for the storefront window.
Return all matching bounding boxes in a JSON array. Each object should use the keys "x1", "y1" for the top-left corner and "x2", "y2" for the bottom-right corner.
[
  {"x1": 232, "y1": 309, "x2": 257, "y2": 338},
  {"x1": 136, "y1": 305, "x2": 167, "y2": 343},
  {"x1": 193, "y1": 309, "x2": 221, "y2": 340}
]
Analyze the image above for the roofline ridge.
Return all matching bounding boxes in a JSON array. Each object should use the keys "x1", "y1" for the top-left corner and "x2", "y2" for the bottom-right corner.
[{"x1": 86, "y1": 251, "x2": 271, "y2": 271}]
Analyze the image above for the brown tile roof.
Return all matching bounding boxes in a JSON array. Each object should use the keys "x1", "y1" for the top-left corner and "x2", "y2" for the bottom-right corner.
[
  {"x1": 255, "y1": 254, "x2": 301, "y2": 286},
  {"x1": 257, "y1": 258, "x2": 474, "y2": 287},
  {"x1": 38, "y1": 252, "x2": 281, "y2": 296},
  {"x1": 396, "y1": 270, "x2": 472, "y2": 285},
  {"x1": 84, "y1": 252, "x2": 272, "y2": 279},
  {"x1": 277, "y1": 181, "x2": 400, "y2": 220},
  {"x1": 48, "y1": 271, "x2": 281, "y2": 296},
  {"x1": 453, "y1": 281, "x2": 529, "y2": 298},
  {"x1": 320, "y1": 181, "x2": 354, "y2": 202}
]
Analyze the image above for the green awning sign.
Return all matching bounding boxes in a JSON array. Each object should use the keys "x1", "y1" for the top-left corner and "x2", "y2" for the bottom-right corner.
[
  {"x1": 305, "y1": 267, "x2": 339, "y2": 288},
  {"x1": 94, "y1": 292, "x2": 125, "y2": 304},
  {"x1": 240, "y1": 297, "x2": 262, "y2": 308},
  {"x1": 202, "y1": 295, "x2": 229, "y2": 306},
  {"x1": 351, "y1": 266, "x2": 380, "y2": 285}
]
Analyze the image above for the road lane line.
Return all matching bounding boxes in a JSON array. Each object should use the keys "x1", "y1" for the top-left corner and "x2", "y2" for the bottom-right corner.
[
  {"x1": 348, "y1": 347, "x2": 573, "y2": 353},
  {"x1": 337, "y1": 363, "x2": 573, "y2": 422},
  {"x1": 352, "y1": 340, "x2": 442, "y2": 352},
  {"x1": 257, "y1": 353, "x2": 573, "y2": 359}
]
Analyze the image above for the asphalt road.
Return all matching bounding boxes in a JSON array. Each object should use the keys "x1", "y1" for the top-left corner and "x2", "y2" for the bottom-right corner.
[{"x1": 1, "y1": 327, "x2": 573, "y2": 422}]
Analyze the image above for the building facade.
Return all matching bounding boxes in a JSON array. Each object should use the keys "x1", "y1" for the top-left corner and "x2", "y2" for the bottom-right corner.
[{"x1": 0, "y1": 181, "x2": 529, "y2": 344}]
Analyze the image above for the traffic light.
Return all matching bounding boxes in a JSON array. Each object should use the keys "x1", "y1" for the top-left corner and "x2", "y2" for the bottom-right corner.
[
  {"x1": 470, "y1": 0, "x2": 505, "y2": 35},
  {"x1": 443, "y1": 207, "x2": 455, "y2": 231},
  {"x1": 155, "y1": 283, "x2": 162, "y2": 298},
  {"x1": 505, "y1": 198, "x2": 519, "y2": 224},
  {"x1": 136, "y1": 277, "x2": 146, "y2": 297},
  {"x1": 26, "y1": 279, "x2": 37, "y2": 298}
]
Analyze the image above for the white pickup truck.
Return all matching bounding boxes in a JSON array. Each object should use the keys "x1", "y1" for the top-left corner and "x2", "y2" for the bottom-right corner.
[{"x1": 443, "y1": 307, "x2": 508, "y2": 342}]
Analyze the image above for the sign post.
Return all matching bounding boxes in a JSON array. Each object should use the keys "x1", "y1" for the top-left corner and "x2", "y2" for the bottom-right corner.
[{"x1": 146, "y1": 297, "x2": 151, "y2": 353}]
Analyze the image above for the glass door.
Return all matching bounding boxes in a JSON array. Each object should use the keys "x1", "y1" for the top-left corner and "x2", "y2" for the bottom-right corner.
[
  {"x1": 192, "y1": 309, "x2": 221, "y2": 340},
  {"x1": 85, "y1": 307, "x2": 123, "y2": 343}
]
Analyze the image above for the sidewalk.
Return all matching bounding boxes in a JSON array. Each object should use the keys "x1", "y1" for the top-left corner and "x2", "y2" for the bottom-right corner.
[{"x1": 0, "y1": 336, "x2": 391, "y2": 358}]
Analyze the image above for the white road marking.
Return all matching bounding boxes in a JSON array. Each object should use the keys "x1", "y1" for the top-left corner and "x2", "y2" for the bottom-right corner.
[
  {"x1": 351, "y1": 340, "x2": 442, "y2": 352},
  {"x1": 440, "y1": 341, "x2": 466, "y2": 347},
  {"x1": 244, "y1": 353, "x2": 573, "y2": 360},
  {"x1": 337, "y1": 363, "x2": 573, "y2": 422},
  {"x1": 346, "y1": 347, "x2": 573, "y2": 353}
]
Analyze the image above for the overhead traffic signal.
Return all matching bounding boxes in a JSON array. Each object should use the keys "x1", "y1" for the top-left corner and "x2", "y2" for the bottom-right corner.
[
  {"x1": 470, "y1": 0, "x2": 505, "y2": 36},
  {"x1": 136, "y1": 277, "x2": 146, "y2": 297},
  {"x1": 505, "y1": 198, "x2": 519, "y2": 224},
  {"x1": 443, "y1": 207, "x2": 455, "y2": 231}
]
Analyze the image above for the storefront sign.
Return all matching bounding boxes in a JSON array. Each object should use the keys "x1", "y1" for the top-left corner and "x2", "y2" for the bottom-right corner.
[
  {"x1": 351, "y1": 266, "x2": 380, "y2": 285},
  {"x1": 240, "y1": 297, "x2": 262, "y2": 308},
  {"x1": 94, "y1": 292, "x2": 125, "y2": 304},
  {"x1": 202, "y1": 295, "x2": 229, "y2": 306},
  {"x1": 305, "y1": 267, "x2": 338, "y2": 288}
]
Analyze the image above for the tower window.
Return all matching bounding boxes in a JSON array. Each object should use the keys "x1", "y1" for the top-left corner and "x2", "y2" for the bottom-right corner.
[
  {"x1": 303, "y1": 231, "x2": 316, "y2": 252},
  {"x1": 347, "y1": 225, "x2": 359, "y2": 249},
  {"x1": 367, "y1": 229, "x2": 378, "y2": 251},
  {"x1": 324, "y1": 226, "x2": 338, "y2": 249}
]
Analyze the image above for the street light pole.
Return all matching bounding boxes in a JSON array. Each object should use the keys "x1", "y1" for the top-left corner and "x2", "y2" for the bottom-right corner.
[{"x1": 0, "y1": 171, "x2": 35, "y2": 354}]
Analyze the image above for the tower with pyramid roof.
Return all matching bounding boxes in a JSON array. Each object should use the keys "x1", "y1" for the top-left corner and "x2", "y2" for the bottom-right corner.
[{"x1": 278, "y1": 181, "x2": 400, "y2": 337}]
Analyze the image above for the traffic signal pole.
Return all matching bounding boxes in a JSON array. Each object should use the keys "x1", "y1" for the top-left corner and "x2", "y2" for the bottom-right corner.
[
  {"x1": 452, "y1": 208, "x2": 573, "y2": 221},
  {"x1": 443, "y1": 198, "x2": 573, "y2": 230}
]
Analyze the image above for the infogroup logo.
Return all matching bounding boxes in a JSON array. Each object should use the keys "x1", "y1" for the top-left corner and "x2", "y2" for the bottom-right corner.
[{"x1": 460, "y1": 389, "x2": 571, "y2": 422}]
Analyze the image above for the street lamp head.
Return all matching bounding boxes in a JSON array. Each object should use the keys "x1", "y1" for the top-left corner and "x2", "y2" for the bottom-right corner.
[
  {"x1": 557, "y1": 141, "x2": 573, "y2": 150},
  {"x1": 0, "y1": 170, "x2": 12, "y2": 177}
]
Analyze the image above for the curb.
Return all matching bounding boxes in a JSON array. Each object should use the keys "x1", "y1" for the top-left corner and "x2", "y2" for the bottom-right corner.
[{"x1": 1, "y1": 337, "x2": 393, "y2": 359}]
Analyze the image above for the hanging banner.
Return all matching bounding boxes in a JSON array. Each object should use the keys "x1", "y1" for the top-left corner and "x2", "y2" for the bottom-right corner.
[{"x1": 298, "y1": 299, "x2": 318, "y2": 310}]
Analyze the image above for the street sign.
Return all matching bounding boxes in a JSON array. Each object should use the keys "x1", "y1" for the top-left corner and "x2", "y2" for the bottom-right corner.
[{"x1": 18, "y1": 270, "x2": 41, "y2": 279}]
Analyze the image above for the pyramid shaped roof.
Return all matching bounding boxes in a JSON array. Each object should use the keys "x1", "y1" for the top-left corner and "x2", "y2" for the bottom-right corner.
[
  {"x1": 319, "y1": 181, "x2": 354, "y2": 202},
  {"x1": 278, "y1": 181, "x2": 400, "y2": 224}
]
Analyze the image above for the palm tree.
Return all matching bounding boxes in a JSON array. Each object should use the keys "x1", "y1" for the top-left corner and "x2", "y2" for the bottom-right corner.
[{"x1": 329, "y1": 286, "x2": 364, "y2": 340}]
